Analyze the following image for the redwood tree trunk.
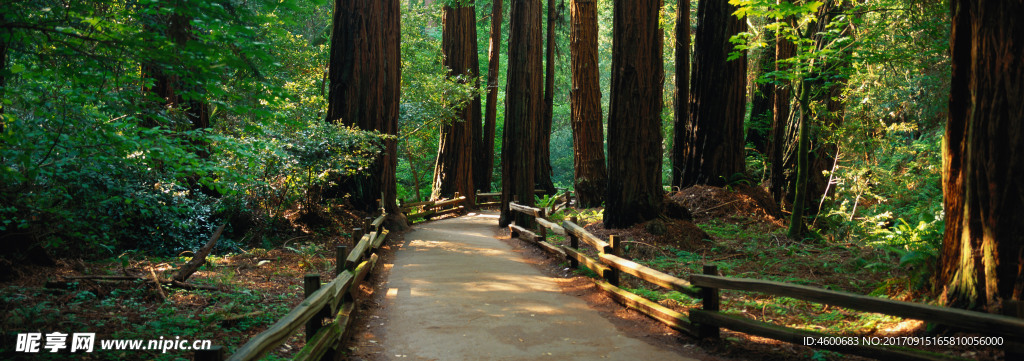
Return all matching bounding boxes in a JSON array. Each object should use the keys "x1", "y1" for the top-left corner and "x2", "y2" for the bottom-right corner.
[
  {"x1": 382, "y1": 0, "x2": 403, "y2": 221},
  {"x1": 939, "y1": 0, "x2": 1024, "y2": 312},
  {"x1": 535, "y1": 0, "x2": 557, "y2": 196},
  {"x1": 670, "y1": 0, "x2": 690, "y2": 189},
  {"x1": 679, "y1": 0, "x2": 747, "y2": 187},
  {"x1": 603, "y1": 0, "x2": 663, "y2": 229},
  {"x1": 768, "y1": 17, "x2": 796, "y2": 204},
  {"x1": 327, "y1": 0, "x2": 387, "y2": 213},
  {"x1": 479, "y1": 0, "x2": 503, "y2": 193},
  {"x1": 500, "y1": 0, "x2": 543, "y2": 228},
  {"x1": 432, "y1": 3, "x2": 479, "y2": 207},
  {"x1": 569, "y1": 0, "x2": 607, "y2": 208}
]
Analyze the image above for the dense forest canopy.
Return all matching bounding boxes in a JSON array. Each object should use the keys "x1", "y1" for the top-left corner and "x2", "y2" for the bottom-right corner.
[{"x1": 1, "y1": 0, "x2": 1020, "y2": 317}]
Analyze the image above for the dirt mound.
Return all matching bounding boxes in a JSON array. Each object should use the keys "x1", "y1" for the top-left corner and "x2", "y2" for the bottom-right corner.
[
  {"x1": 668, "y1": 184, "x2": 781, "y2": 222},
  {"x1": 585, "y1": 218, "x2": 710, "y2": 253}
]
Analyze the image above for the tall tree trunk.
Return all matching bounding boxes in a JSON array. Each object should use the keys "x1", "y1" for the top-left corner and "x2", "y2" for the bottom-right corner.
[
  {"x1": 433, "y1": 2, "x2": 479, "y2": 207},
  {"x1": 768, "y1": 15, "x2": 796, "y2": 204},
  {"x1": 670, "y1": 0, "x2": 690, "y2": 189},
  {"x1": 535, "y1": 0, "x2": 557, "y2": 196},
  {"x1": 500, "y1": 0, "x2": 543, "y2": 228},
  {"x1": 569, "y1": 0, "x2": 607, "y2": 208},
  {"x1": 788, "y1": 80, "x2": 810, "y2": 239},
  {"x1": 479, "y1": 0, "x2": 503, "y2": 193},
  {"x1": 603, "y1": 0, "x2": 663, "y2": 229},
  {"x1": 805, "y1": 0, "x2": 853, "y2": 216},
  {"x1": 939, "y1": 0, "x2": 1024, "y2": 312},
  {"x1": 679, "y1": 0, "x2": 747, "y2": 187},
  {"x1": 327, "y1": 0, "x2": 388, "y2": 213},
  {"x1": 382, "y1": 0, "x2": 405, "y2": 225}
]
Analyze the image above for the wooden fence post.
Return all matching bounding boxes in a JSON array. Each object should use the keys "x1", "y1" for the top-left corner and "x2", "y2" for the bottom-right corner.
[
  {"x1": 697, "y1": 264, "x2": 720, "y2": 339},
  {"x1": 336, "y1": 246, "x2": 349, "y2": 276},
  {"x1": 537, "y1": 209, "x2": 547, "y2": 242},
  {"x1": 364, "y1": 217, "x2": 374, "y2": 234},
  {"x1": 353, "y1": 227, "x2": 364, "y2": 243},
  {"x1": 193, "y1": 345, "x2": 224, "y2": 361},
  {"x1": 304, "y1": 274, "x2": 325, "y2": 342},
  {"x1": 567, "y1": 216, "x2": 579, "y2": 269},
  {"x1": 1004, "y1": 300, "x2": 1024, "y2": 359},
  {"x1": 510, "y1": 196, "x2": 520, "y2": 238},
  {"x1": 607, "y1": 235, "x2": 621, "y2": 286}
]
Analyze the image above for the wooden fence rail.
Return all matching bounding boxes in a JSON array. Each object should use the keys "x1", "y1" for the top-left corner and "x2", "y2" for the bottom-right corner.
[
  {"x1": 402, "y1": 193, "x2": 467, "y2": 221},
  {"x1": 503, "y1": 209, "x2": 1024, "y2": 360},
  {"x1": 194, "y1": 214, "x2": 391, "y2": 361}
]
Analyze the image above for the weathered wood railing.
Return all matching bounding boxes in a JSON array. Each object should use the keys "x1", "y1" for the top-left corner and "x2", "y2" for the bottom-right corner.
[
  {"x1": 401, "y1": 193, "x2": 468, "y2": 222},
  {"x1": 194, "y1": 215, "x2": 392, "y2": 361},
  {"x1": 505, "y1": 211, "x2": 1024, "y2": 360},
  {"x1": 402, "y1": 189, "x2": 559, "y2": 222}
]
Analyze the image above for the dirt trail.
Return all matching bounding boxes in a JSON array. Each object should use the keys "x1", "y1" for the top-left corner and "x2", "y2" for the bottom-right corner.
[{"x1": 376, "y1": 212, "x2": 694, "y2": 360}]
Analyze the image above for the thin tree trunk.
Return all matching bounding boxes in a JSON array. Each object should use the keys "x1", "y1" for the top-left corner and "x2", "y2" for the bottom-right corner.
[
  {"x1": 670, "y1": 0, "x2": 690, "y2": 189},
  {"x1": 768, "y1": 15, "x2": 795, "y2": 204},
  {"x1": 679, "y1": 0, "x2": 747, "y2": 187},
  {"x1": 433, "y1": 3, "x2": 479, "y2": 207},
  {"x1": 939, "y1": 0, "x2": 1024, "y2": 312},
  {"x1": 535, "y1": 0, "x2": 557, "y2": 196},
  {"x1": 569, "y1": 0, "x2": 607, "y2": 208},
  {"x1": 405, "y1": 147, "x2": 423, "y2": 202},
  {"x1": 479, "y1": 0, "x2": 503, "y2": 193},
  {"x1": 804, "y1": 0, "x2": 853, "y2": 216},
  {"x1": 603, "y1": 0, "x2": 664, "y2": 229},
  {"x1": 788, "y1": 80, "x2": 810, "y2": 239},
  {"x1": 500, "y1": 0, "x2": 542, "y2": 228}
]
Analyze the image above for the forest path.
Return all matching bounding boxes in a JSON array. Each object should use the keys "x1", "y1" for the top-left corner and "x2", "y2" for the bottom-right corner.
[{"x1": 374, "y1": 212, "x2": 693, "y2": 360}]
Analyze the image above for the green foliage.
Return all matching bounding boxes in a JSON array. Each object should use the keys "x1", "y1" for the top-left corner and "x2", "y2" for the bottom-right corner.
[
  {"x1": 0, "y1": 0, "x2": 384, "y2": 257},
  {"x1": 395, "y1": 5, "x2": 481, "y2": 201}
]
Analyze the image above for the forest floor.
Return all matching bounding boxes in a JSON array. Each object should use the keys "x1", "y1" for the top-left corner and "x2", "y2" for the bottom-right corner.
[{"x1": 0, "y1": 185, "x2": 1005, "y2": 360}]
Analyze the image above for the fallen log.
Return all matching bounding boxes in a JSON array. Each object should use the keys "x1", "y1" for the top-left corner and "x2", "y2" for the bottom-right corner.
[
  {"x1": 62, "y1": 275, "x2": 222, "y2": 291},
  {"x1": 173, "y1": 223, "x2": 227, "y2": 282}
]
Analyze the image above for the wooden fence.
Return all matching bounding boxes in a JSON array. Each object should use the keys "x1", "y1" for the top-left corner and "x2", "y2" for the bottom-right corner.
[
  {"x1": 193, "y1": 216, "x2": 392, "y2": 361},
  {"x1": 401, "y1": 193, "x2": 468, "y2": 222},
  {"x1": 505, "y1": 207, "x2": 1024, "y2": 360},
  {"x1": 400, "y1": 189, "x2": 568, "y2": 223}
]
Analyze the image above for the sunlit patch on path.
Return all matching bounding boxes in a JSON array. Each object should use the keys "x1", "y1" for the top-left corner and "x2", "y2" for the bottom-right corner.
[{"x1": 377, "y1": 212, "x2": 692, "y2": 360}]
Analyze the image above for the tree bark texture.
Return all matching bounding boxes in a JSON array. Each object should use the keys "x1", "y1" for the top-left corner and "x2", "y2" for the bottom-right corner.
[
  {"x1": 804, "y1": 0, "x2": 853, "y2": 216},
  {"x1": 939, "y1": 0, "x2": 1024, "y2": 312},
  {"x1": 535, "y1": 0, "x2": 557, "y2": 196},
  {"x1": 670, "y1": 0, "x2": 690, "y2": 189},
  {"x1": 679, "y1": 0, "x2": 747, "y2": 187},
  {"x1": 500, "y1": 0, "x2": 543, "y2": 228},
  {"x1": 382, "y1": 0, "x2": 403, "y2": 217},
  {"x1": 327, "y1": 0, "x2": 389, "y2": 213},
  {"x1": 768, "y1": 16, "x2": 796, "y2": 204},
  {"x1": 479, "y1": 0, "x2": 503, "y2": 193},
  {"x1": 603, "y1": 0, "x2": 664, "y2": 229},
  {"x1": 569, "y1": 0, "x2": 607, "y2": 208},
  {"x1": 433, "y1": 3, "x2": 479, "y2": 207}
]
